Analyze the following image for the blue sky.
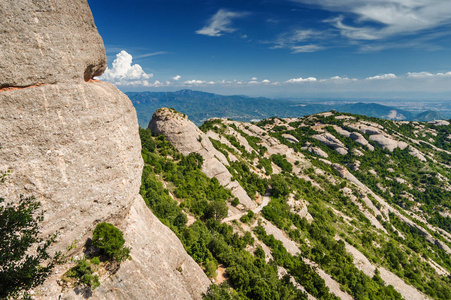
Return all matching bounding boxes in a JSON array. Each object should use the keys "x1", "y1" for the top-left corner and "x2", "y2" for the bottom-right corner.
[{"x1": 89, "y1": 0, "x2": 451, "y2": 98}]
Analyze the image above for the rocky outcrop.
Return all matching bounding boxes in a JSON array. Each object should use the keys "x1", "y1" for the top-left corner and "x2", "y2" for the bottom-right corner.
[
  {"x1": 428, "y1": 120, "x2": 450, "y2": 126},
  {"x1": 347, "y1": 123, "x2": 383, "y2": 135},
  {"x1": 282, "y1": 134, "x2": 299, "y2": 143},
  {"x1": 313, "y1": 133, "x2": 348, "y2": 155},
  {"x1": 0, "y1": 0, "x2": 106, "y2": 87},
  {"x1": 149, "y1": 108, "x2": 256, "y2": 209},
  {"x1": 0, "y1": 82, "x2": 142, "y2": 247},
  {"x1": 369, "y1": 134, "x2": 408, "y2": 152},
  {"x1": 333, "y1": 126, "x2": 374, "y2": 151},
  {"x1": 0, "y1": 1, "x2": 209, "y2": 299},
  {"x1": 408, "y1": 146, "x2": 427, "y2": 162},
  {"x1": 302, "y1": 143, "x2": 329, "y2": 158}
]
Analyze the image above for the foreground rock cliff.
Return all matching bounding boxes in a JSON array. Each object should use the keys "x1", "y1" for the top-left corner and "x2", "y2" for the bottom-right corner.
[{"x1": 0, "y1": 0, "x2": 209, "y2": 298}]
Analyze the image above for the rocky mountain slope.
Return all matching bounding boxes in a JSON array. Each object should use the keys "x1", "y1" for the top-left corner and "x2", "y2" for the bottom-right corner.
[
  {"x1": 143, "y1": 108, "x2": 451, "y2": 300},
  {"x1": 0, "y1": 1, "x2": 209, "y2": 299}
]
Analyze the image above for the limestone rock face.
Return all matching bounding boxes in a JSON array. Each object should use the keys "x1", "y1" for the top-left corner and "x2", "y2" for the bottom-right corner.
[
  {"x1": 0, "y1": 1, "x2": 209, "y2": 299},
  {"x1": 0, "y1": 0, "x2": 106, "y2": 88},
  {"x1": 149, "y1": 108, "x2": 256, "y2": 209}
]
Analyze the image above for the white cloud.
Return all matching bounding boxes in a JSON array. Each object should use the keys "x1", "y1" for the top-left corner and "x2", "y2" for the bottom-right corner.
[
  {"x1": 287, "y1": 77, "x2": 318, "y2": 83},
  {"x1": 291, "y1": 44, "x2": 324, "y2": 53},
  {"x1": 134, "y1": 51, "x2": 167, "y2": 59},
  {"x1": 184, "y1": 80, "x2": 206, "y2": 85},
  {"x1": 196, "y1": 9, "x2": 248, "y2": 37},
  {"x1": 271, "y1": 29, "x2": 326, "y2": 53},
  {"x1": 173, "y1": 75, "x2": 181, "y2": 81},
  {"x1": 248, "y1": 80, "x2": 259, "y2": 84},
  {"x1": 366, "y1": 73, "x2": 397, "y2": 80},
  {"x1": 262, "y1": 79, "x2": 271, "y2": 83},
  {"x1": 320, "y1": 76, "x2": 357, "y2": 82},
  {"x1": 437, "y1": 71, "x2": 451, "y2": 77},
  {"x1": 251, "y1": 77, "x2": 258, "y2": 80},
  {"x1": 99, "y1": 50, "x2": 154, "y2": 86},
  {"x1": 407, "y1": 72, "x2": 434, "y2": 78},
  {"x1": 293, "y1": 0, "x2": 451, "y2": 41}
]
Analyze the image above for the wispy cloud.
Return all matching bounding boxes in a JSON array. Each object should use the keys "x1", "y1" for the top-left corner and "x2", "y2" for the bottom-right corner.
[
  {"x1": 292, "y1": 44, "x2": 325, "y2": 53},
  {"x1": 291, "y1": 0, "x2": 451, "y2": 50},
  {"x1": 196, "y1": 9, "x2": 248, "y2": 37},
  {"x1": 270, "y1": 28, "x2": 328, "y2": 53},
  {"x1": 134, "y1": 51, "x2": 167, "y2": 59},
  {"x1": 291, "y1": 0, "x2": 451, "y2": 52}
]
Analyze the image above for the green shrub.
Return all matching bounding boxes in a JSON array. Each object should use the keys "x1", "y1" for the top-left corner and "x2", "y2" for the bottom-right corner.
[
  {"x1": 240, "y1": 214, "x2": 249, "y2": 223},
  {"x1": 91, "y1": 256, "x2": 100, "y2": 265},
  {"x1": 92, "y1": 222, "x2": 131, "y2": 262},
  {"x1": 205, "y1": 259, "x2": 218, "y2": 278},
  {"x1": 65, "y1": 258, "x2": 99, "y2": 289}
]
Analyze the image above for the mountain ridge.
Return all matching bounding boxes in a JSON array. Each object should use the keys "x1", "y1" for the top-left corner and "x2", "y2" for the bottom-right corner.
[{"x1": 128, "y1": 90, "x2": 443, "y2": 127}]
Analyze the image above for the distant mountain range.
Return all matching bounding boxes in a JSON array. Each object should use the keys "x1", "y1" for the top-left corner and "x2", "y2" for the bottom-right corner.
[{"x1": 127, "y1": 89, "x2": 446, "y2": 127}]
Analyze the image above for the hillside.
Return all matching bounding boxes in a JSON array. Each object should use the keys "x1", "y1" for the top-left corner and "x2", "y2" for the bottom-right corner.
[
  {"x1": 128, "y1": 90, "x2": 430, "y2": 127},
  {"x1": 141, "y1": 108, "x2": 451, "y2": 300}
]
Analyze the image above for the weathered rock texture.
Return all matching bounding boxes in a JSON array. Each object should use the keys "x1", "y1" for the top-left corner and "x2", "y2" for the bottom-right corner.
[
  {"x1": 0, "y1": 82, "x2": 142, "y2": 245},
  {"x1": 0, "y1": 1, "x2": 209, "y2": 299},
  {"x1": 0, "y1": 0, "x2": 106, "y2": 87},
  {"x1": 149, "y1": 108, "x2": 256, "y2": 209},
  {"x1": 313, "y1": 132, "x2": 348, "y2": 155}
]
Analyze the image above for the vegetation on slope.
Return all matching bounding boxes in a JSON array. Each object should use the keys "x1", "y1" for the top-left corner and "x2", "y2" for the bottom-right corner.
[{"x1": 140, "y1": 110, "x2": 451, "y2": 300}]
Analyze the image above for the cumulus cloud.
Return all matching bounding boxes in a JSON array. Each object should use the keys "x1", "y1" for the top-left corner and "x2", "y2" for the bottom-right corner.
[
  {"x1": 262, "y1": 79, "x2": 271, "y2": 83},
  {"x1": 184, "y1": 80, "x2": 206, "y2": 85},
  {"x1": 99, "y1": 51, "x2": 154, "y2": 86},
  {"x1": 366, "y1": 73, "x2": 397, "y2": 80},
  {"x1": 287, "y1": 77, "x2": 318, "y2": 83},
  {"x1": 320, "y1": 76, "x2": 357, "y2": 82},
  {"x1": 407, "y1": 72, "x2": 434, "y2": 78},
  {"x1": 293, "y1": 0, "x2": 451, "y2": 41},
  {"x1": 437, "y1": 71, "x2": 451, "y2": 77},
  {"x1": 173, "y1": 75, "x2": 181, "y2": 81},
  {"x1": 196, "y1": 9, "x2": 248, "y2": 37}
]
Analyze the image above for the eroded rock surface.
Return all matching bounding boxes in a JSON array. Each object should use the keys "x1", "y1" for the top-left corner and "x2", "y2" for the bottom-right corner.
[
  {"x1": 313, "y1": 132, "x2": 348, "y2": 155},
  {"x1": 0, "y1": 1, "x2": 209, "y2": 299},
  {"x1": 0, "y1": 0, "x2": 106, "y2": 87}
]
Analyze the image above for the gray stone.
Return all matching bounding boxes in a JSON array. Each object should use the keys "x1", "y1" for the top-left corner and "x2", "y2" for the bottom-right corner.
[
  {"x1": 0, "y1": 0, "x2": 106, "y2": 88},
  {"x1": 369, "y1": 134, "x2": 408, "y2": 152},
  {"x1": 313, "y1": 133, "x2": 348, "y2": 155}
]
